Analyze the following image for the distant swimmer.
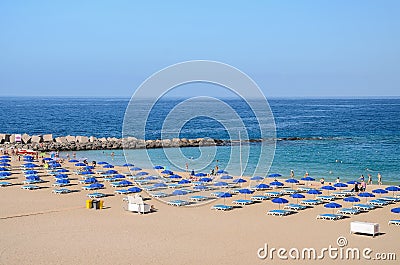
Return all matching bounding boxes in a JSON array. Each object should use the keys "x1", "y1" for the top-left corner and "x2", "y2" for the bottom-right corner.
[{"x1": 329, "y1": 171, "x2": 333, "y2": 174}]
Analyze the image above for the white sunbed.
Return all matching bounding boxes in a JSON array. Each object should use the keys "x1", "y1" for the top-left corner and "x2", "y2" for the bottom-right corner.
[
  {"x1": 316, "y1": 213, "x2": 344, "y2": 221},
  {"x1": 52, "y1": 188, "x2": 71, "y2": 194},
  {"x1": 337, "y1": 208, "x2": 361, "y2": 215},
  {"x1": 168, "y1": 200, "x2": 190, "y2": 207},
  {"x1": 233, "y1": 199, "x2": 254, "y2": 205},
  {"x1": 380, "y1": 196, "x2": 400, "y2": 203},
  {"x1": 332, "y1": 192, "x2": 349, "y2": 198},
  {"x1": 21, "y1": 185, "x2": 40, "y2": 190},
  {"x1": 300, "y1": 199, "x2": 323, "y2": 206},
  {"x1": 316, "y1": 195, "x2": 335, "y2": 201},
  {"x1": 0, "y1": 181, "x2": 12, "y2": 187},
  {"x1": 264, "y1": 191, "x2": 282, "y2": 198},
  {"x1": 267, "y1": 209, "x2": 293, "y2": 216},
  {"x1": 284, "y1": 203, "x2": 307, "y2": 211},
  {"x1": 281, "y1": 189, "x2": 298, "y2": 195},
  {"x1": 251, "y1": 195, "x2": 270, "y2": 201},
  {"x1": 211, "y1": 204, "x2": 233, "y2": 211},
  {"x1": 388, "y1": 220, "x2": 400, "y2": 226},
  {"x1": 352, "y1": 204, "x2": 376, "y2": 211},
  {"x1": 87, "y1": 192, "x2": 107, "y2": 199},
  {"x1": 368, "y1": 199, "x2": 390, "y2": 207},
  {"x1": 190, "y1": 195, "x2": 209, "y2": 202}
]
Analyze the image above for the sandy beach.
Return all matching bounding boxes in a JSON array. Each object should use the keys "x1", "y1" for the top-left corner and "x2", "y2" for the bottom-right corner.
[{"x1": 0, "y1": 154, "x2": 399, "y2": 265}]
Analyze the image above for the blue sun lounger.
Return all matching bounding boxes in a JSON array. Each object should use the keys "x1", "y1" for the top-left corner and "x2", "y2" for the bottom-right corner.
[
  {"x1": 0, "y1": 181, "x2": 12, "y2": 187},
  {"x1": 337, "y1": 208, "x2": 360, "y2": 215},
  {"x1": 316, "y1": 213, "x2": 344, "y2": 220},
  {"x1": 168, "y1": 200, "x2": 189, "y2": 206},
  {"x1": 87, "y1": 192, "x2": 106, "y2": 199},
  {"x1": 190, "y1": 195, "x2": 209, "y2": 202},
  {"x1": 233, "y1": 199, "x2": 254, "y2": 205},
  {"x1": 388, "y1": 220, "x2": 400, "y2": 226},
  {"x1": 251, "y1": 195, "x2": 270, "y2": 201},
  {"x1": 21, "y1": 185, "x2": 40, "y2": 190},
  {"x1": 212, "y1": 204, "x2": 233, "y2": 211},
  {"x1": 210, "y1": 191, "x2": 226, "y2": 197},
  {"x1": 150, "y1": 192, "x2": 169, "y2": 198},
  {"x1": 52, "y1": 188, "x2": 71, "y2": 194},
  {"x1": 284, "y1": 203, "x2": 307, "y2": 211},
  {"x1": 352, "y1": 204, "x2": 375, "y2": 211},
  {"x1": 82, "y1": 183, "x2": 104, "y2": 190},
  {"x1": 380, "y1": 196, "x2": 400, "y2": 203},
  {"x1": 264, "y1": 191, "x2": 282, "y2": 197},
  {"x1": 369, "y1": 199, "x2": 390, "y2": 206},
  {"x1": 300, "y1": 199, "x2": 323, "y2": 206},
  {"x1": 267, "y1": 209, "x2": 293, "y2": 216}
]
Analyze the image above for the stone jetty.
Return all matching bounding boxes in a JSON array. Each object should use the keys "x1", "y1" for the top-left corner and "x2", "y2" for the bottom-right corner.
[{"x1": 0, "y1": 133, "x2": 228, "y2": 152}]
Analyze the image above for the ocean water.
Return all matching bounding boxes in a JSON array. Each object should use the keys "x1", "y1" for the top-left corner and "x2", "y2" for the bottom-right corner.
[{"x1": 0, "y1": 97, "x2": 399, "y2": 184}]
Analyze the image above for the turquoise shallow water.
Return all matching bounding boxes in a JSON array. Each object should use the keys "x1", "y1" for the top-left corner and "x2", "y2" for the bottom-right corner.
[{"x1": 0, "y1": 97, "x2": 399, "y2": 184}]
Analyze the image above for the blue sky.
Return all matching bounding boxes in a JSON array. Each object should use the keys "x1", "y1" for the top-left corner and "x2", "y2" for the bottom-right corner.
[{"x1": 0, "y1": 1, "x2": 399, "y2": 98}]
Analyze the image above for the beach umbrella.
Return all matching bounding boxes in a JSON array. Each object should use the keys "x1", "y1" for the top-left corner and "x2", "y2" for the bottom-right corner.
[
  {"x1": 347, "y1": 180, "x2": 360, "y2": 185},
  {"x1": 194, "y1": 185, "x2": 208, "y2": 191},
  {"x1": 251, "y1": 176, "x2": 264, "y2": 181},
  {"x1": 301, "y1": 176, "x2": 315, "y2": 182},
  {"x1": 153, "y1": 165, "x2": 164, "y2": 169},
  {"x1": 23, "y1": 155, "x2": 33, "y2": 159},
  {"x1": 0, "y1": 163, "x2": 11, "y2": 167},
  {"x1": 372, "y1": 189, "x2": 388, "y2": 197},
  {"x1": 358, "y1": 192, "x2": 375, "y2": 202},
  {"x1": 239, "y1": 188, "x2": 254, "y2": 199},
  {"x1": 233, "y1": 178, "x2": 247, "y2": 185},
  {"x1": 122, "y1": 163, "x2": 134, "y2": 167},
  {"x1": 43, "y1": 157, "x2": 52, "y2": 161},
  {"x1": 75, "y1": 163, "x2": 86, "y2": 167},
  {"x1": 334, "y1": 182, "x2": 348, "y2": 188},
  {"x1": 69, "y1": 159, "x2": 79, "y2": 163},
  {"x1": 90, "y1": 183, "x2": 104, "y2": 189},
  {"x1": 130, "y1": 167, "x2": 142, "y2": 171},
  {"x1": 385, "y1": 186, "x2": 400, "y2": 197},
  {"x1": 194, "y1": 172, "x2": 207, "y2": 177},
  {"x1": 199, "y1": 177, "x2": 212, "y2": 182},
  {"x1": 154, "y1": 183, "x2": 168, "y2": 188},
  {"x1": 0, "y1": 167, "x2": 10, "y2": 172},
  {"x1": 105, "y1": 169, "x2": 118, "y2": 174},
  {"x1": 268, "y1": 173, "x2": 282, "y2": 178},
  {"x1": 324, "y1": 202, "x2": 342, "y2": 214},
  {"x1": 0, "y1": 159, "x2": 10, "y2": 162},
  {"x1": 57, "y1": 168, "x2": 69, "y2": 173},
  {"x1": 178, "y1": 179, "x2": 191, "y2": 185},
  {"x1": 343, "y1": 196, "x2": 360, "y2": 206},
  {"x1": 285, "y1": 178, "x2": 299, "y2": 188},
  {"x1": 218, "y1": 192, "x2": 232, "y2": 205},
  {"x1": 49, "y1": 162, "x2": 62, "y2": 168},
  {"x1": 271, "y1": 197, "x2": 289, "y2": 209},
  {"x1": 321, "y1": 185, "x2": 336, "y2": 195},
  {"x1": 220, "y1": 175, "x2": 233, "y2": 180},
  {"x1": 214, "y1": 181, "x2": 229, "y2": 187},
  {"x1": 55, "y1": 179, "x2": 70, "y2": 184},
  {"x1": 83, "y1": 177, "x2": 98, "y2": 184},
  {"x1": 172, "y1": 189, "x2": 188, "y2": 200},
  {"x1": 290, "y1": 193, "x2": 305, "y2": 203},
  {"x1": 80, "y1": 171, "x2": 93, "y2": 175},
  {"x1": 307, "y1": 189, "x2": 322, "y2": 198},
  {"x1": 391, "y1": 208, "x2": 400, "y2": 214},
  {"x1": 161, "y1": 170, "x2": 173, "y2": 175},
  {"x1": 23, "y1": 163, "x2": 37, "y2": 168},
  {"x1": 84, "y1": 166, "x2": 94, "y2": 170},
  {"x1": 255, "y1": 183, "x2": 270, "y2": 190},
  {"x1": 97, "y1": 161, "x2": 108, "y2": 165},
  {"x1": 103, "y1": 164, "x2": 114, "y2": 168},
  {"x1": 0, "y1": 155, "x2": 10, "y2": 158},
  {"x1": 217, "y1": 170, "x2": 228, "y2": 174},
  {"x1": 0, "y1": 172, "x2": 11, "y2": 177},
  {"x1": 113, "y1": 174, "x2": 125, "y2": 179},
  {"x1": 55, "y1": 174, "x2": 68, "y2": 179},
  {"x1": 24, "y1": 170, "x2": 38, "y2": 175},
  {"x1": 26, "y1": 175, "x2": 40, "y2": 180},
  {"x1": 128, "y1": 187, "x2": 142, "y2": 193},
  {"x1": 136, "y1": 171, "x2": 148, "y2": 176},
  {"x1": 169, "y1": 174, "x2": 182, "y2": 179},
  {"x1": 118, "y1": 180, "x2": 132, "y2": 186},
  {"x1": 270, "y1": 181, "x2": 284, "y2": 187},
  {"x1": 144, "y1": 175, "x2": 158, "y2": 181}
]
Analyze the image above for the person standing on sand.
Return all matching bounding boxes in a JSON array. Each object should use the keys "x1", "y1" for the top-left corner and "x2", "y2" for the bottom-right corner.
[
  {"x1": 367, "y1": 174, "x2": 372, "y2": 185},
  {"x1": 320, "y1": 177, "x2": 325, "y2": 186},
  {"x1": 377, "y1": 173, "x2": 382, "y2": 185},
  {"x1": 336, "y1": 177, "x2": 340, "y2": 183},
  {"x1": 290, "y1": 170, "x2": 294, "y2": 178}
]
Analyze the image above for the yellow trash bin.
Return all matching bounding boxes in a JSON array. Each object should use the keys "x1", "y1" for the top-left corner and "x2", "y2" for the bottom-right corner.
[
  {"x1": 86, "y1": 199, "x2": 93, "y2": 209},
  {"x1": 99, "y1": 200, "x2": 104, "y2": 209}
]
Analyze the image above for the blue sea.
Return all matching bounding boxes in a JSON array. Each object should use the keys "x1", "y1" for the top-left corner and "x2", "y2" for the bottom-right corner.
[{"x1": 0, "y1": 97, "x2": 399, "y2": 184}]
